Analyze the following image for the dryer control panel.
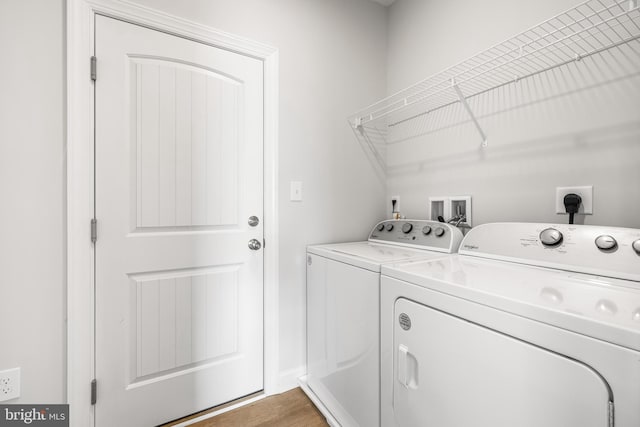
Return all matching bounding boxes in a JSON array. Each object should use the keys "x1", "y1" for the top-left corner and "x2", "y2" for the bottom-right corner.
[
  {"x1": 459, "y1": 222, "x2": 640, "y2": 282},
  {"x1": 369, "y1": 220, "x2": 464, "y2": 253}
]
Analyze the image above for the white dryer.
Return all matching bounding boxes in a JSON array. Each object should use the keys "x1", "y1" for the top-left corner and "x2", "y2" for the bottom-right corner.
[
  {"x1": 381, "y1": 222, "x2": 640, "y2": 427},
  {"x1": 302, "y1": 220, "x2": 463, "y2": 427}
]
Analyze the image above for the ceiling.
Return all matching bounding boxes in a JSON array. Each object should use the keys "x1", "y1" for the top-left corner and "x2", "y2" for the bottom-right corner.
[{"x1": 368, "y1": 0, "x2": 396, "y2": 6}]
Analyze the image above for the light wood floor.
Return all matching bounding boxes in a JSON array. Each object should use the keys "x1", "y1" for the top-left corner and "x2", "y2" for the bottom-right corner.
[{"x1": 164, "y1": 388, "x2": 329, "y2": 427}]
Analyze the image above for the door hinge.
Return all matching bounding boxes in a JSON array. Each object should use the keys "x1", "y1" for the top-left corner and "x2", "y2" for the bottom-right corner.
[
  {"x1": 91, "y1": 218, "x2": 97, "y2": 244},
  {"x1": 608, "y1": 401, "x2": 614, "y2": 427},
  {"x1": 90, "y1": 56, "x2": 97, "y2": 81},
  {"x1": 90, "y1": 379, "x2": 97, "y2": 405}
]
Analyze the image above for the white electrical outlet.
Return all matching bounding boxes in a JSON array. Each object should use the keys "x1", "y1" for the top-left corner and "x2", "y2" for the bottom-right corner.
[
  {"x1": 555, "y1": 186, "x2": 593, "y2": 215},
  {"x1": 0, "y1": 368, "x2": 20, "y2": 401}
]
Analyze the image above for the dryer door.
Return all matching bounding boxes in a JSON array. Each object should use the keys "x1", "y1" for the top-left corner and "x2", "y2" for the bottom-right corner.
[{"x1": 393, "y1": 298, "x2": 612, "y2": 427}]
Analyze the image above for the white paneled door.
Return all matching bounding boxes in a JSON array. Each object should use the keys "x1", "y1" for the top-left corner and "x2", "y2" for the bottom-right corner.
[{"x1": 95, "y1": 16, "x2": 264, "y2": 427}]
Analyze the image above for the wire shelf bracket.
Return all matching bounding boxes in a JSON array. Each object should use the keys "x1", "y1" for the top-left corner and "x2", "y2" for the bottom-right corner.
[{"x1": 451, "y1": 78, "x2": 488, "y2": 147}]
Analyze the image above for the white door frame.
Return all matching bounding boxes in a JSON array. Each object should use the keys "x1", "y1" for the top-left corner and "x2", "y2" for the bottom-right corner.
[{"x1": 66, "y1": 1, "x2": 279, "y2": 425}]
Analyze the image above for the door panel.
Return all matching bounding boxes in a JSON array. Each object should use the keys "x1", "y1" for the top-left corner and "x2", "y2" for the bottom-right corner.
[
  {"x1": 393, "y1": 298, "x2": 611, "y2": 427},
  {"x1": 95, "y1": 15, "x2": 263, "y2": 427},
  {"x1": 130, "y1": 58, "x2": 241, "y2": 229},
  {"x1": 131, "y1": 267, "x2": 240, "y2": 381}
]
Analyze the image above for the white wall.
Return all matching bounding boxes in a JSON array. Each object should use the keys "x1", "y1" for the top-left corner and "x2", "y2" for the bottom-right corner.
[
  {"x1": 0, "y1": 0, "x2": 66, "y2": 403},
  {"x1": 385, "y1": 0, "x2": 640, "y2": 228}
]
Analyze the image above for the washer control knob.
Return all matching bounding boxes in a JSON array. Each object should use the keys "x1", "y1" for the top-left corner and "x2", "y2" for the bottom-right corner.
[
  {"x1": 377, "y1": 223, "x2": 385, "y2": 231},
  {"x1": 540, "y1": 228, "x2": 563, "y2": 246},
  {"x1": 422, "y1": 226, "x2": 432, "y2": 235},
  {"x1": 434, "y1": 227, "x2": 445, "y2": 237},
  {"x1": 385, "y1": 223, "x2": 394, "y2": 232},
  {"x1": 402, "y1": 223, "x2": 413, "y2": 234},
  {"x1": 632, "y1": 239, "x2": 640, "y2": 255},
  {"x1": 595, "y1": 235, "x2": 617, "y2": 251}
]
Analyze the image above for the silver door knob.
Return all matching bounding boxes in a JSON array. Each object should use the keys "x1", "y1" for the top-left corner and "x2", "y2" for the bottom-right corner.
[
  {"x1": 248, "y1": 216, "x2": 260, "y2": 227},
  {"x1": 248, "y1": 239, "x2": 262, "y2": 250}
]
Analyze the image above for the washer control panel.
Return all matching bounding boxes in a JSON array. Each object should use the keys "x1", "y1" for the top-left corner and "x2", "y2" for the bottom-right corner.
[
  {"x1": 460, "y1": 223, "x2": 640, "y2": 281},
  {"x1": 369, "y1": 220, "x2": 464, "y2": 253}
]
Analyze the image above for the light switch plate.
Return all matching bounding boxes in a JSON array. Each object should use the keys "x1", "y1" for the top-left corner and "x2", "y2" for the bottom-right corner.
[{"x1": 290, "y1": 181, "x2": 302, "y2": 202}]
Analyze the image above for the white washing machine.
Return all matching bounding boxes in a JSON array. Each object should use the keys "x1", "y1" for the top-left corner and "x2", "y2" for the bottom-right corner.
[
  {"x1": 301, "y1": 220, "x2": 464, "y2": 427},
  {"x1": 380, "y1": 222, "x2": 640, "y2": 427}
]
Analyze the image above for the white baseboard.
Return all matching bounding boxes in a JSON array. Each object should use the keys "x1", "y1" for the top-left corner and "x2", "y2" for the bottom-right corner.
[{"x1": 275, "y1": 365, "x2": 307, "y2": 394}]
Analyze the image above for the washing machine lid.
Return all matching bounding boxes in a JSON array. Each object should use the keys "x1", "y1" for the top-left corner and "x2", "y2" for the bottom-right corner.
[
  {"x1": 382, "y1": 255, "x2": 640, "y2": 351},
  {"x1": 307, "y1": 241, "x2": 448, "y2": 272}
]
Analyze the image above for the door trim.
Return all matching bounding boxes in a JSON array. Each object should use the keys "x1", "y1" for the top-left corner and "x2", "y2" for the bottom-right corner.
[{"x1": 67, "y1": 2, "x2": 279, "y2": 426}]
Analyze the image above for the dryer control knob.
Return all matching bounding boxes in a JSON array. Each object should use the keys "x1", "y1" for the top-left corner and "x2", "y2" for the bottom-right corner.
[
  {"x1": 422, "y1": 226, "x2": 432, "y2": 235},
  {"x1": 595, "y1": 235, "x2": 617, "y2": 251},
  {"x1": 377, "y1": 223, "x2": 385, "y2": 231},
  {"x1": 434, "y1": 227, "x2": 445, "y2": 237},
  {"x1": 386, "y1": 223, "x2": 394, "y2": 231},
  {"x1": 402, "y1": 223, "x2": 413, "y2": 234},
  {"x1": 540, "y1": 228, "x2": 563, "y2": 246},
  {"x1": 632, "y1": 239, "x2": 640, "y2": 255}
]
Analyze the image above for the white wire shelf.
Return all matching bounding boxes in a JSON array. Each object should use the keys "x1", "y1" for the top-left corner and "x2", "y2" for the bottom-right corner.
[{"x1": 349, "y1": 0, "x2": 640, "y2": 152}]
